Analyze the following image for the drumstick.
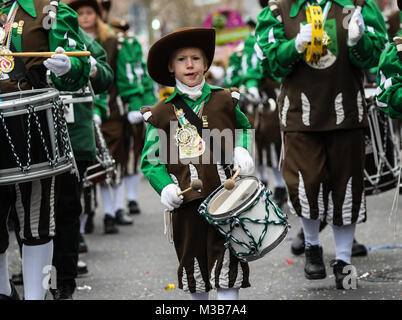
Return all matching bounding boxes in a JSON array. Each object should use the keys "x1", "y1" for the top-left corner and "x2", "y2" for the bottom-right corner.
[
  {"x1": 177, "y1": 179, "x2": 203, "y2": 196},
  {"x1": 0, "y1": 51, "x2": 91, "y2": 57},
  {"x1": 224, "y1": 167, "x2": 241, "y2": 190}
]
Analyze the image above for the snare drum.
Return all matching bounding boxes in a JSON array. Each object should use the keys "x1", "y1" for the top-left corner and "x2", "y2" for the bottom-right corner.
[
  {"x1": 364, "y1": 94, "x2": 400, "y2": 195},
  {"x1": 199, "y1": 176, "x2": 289, "y2": 262},
  {"x1": 82, "y1": 121, "x2": 116, "y2": 188},
  {"x1": 0, "y1": 88, "x2": 74, "y2": 185}
]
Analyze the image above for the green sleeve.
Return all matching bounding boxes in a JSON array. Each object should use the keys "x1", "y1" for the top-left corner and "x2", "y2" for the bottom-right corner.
[
  {"x1": 255, "y1": 6, "x2": 303, "y2": 79},
  {"x1": 141, "y1": 124, "x2": 175, "y2": 194},
  {"x1": 116, "y1": 38, "x2": 145, "y2": 111},
  {"x1": 241, "y1": 35, "x2": 263, "y2": 89},
  {"x1": 234, "y1": 105, "x2": 253, "y2": 151},
  {"x1": 94, "y1": 92, "x2": 109, "y2": 120},
  {"x1": 348, "y1": 0, "x2": 388, "y2": 69},
  {"x1": 224, "y1": 52, "x2": 242, "y2": 88},
  {"x1": 79, "y1": 29, "x2": 114, "y2": 94},
  {"x1": 376, "y1": 42, "x2": 402, "y2": 118},
  {"x1": 48, "y1": 3, "x2": 90, "y2": 91}
]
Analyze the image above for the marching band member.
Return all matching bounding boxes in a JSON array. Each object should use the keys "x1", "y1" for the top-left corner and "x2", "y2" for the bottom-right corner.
[
  {"x1": 141, "y1": 28, "x2": 254, "y2": 300},
  {"x1": 51, "y1": 26, "x2": 113, "y2": 300},
  {"x1": 0, "y1": 0, "x2": 90, "y2": 300},
  {"x1": 376, "y1": 0, "x2": 402, "y2": 117},
  {"x1": 68, "y1": 0, "x2": 135, "y2": 234},
  {"x1": 109, "y1": 18, "x2": 157, "y2": 216},
  {"x1": 255, "y1": 0, "x2": 387, "y2": 288}
]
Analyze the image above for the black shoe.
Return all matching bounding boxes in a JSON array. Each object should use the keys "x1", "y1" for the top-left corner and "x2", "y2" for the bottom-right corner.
[
  {"x1": 291, "y1": 228, "x2": 305, "y2": 256},
  {"x1": 304, "y1": 245, "x2": 326, "y2": 280},
  {"x1": 115, "y1": 209, "x2": 133, "y2": 225},
  {"x1": 330, "y1": 259, "x2": 357, "y2": 290},
  {"x1": 84, "y1": 211, "x2": 95, "y2": 234},
  {"x1": 128, "y1": 200, "x2": 141, "y2": 215},
  {"x1": 104, "y1": 214, "x2": 119, "y2": 234},
  {"x1": 0, "y1": 281, "x2": 20, "y2": 300},
  {"x1": 77, "y1": 260, "x2": 88, "y2": 276},
  {"x1": 50, "y1": 282, "x2": 75, "y2": 300},
  {"x1": 351, "y1": 239, "x2": 368, "y2": 257},
  {"x1": 78, "y1": 234, "x2": 88, "y2": 254},
  {"x1": 11, "y1": 272, "x2": 23, "y2": 286},
  {"x1": 273, "y1": 187, "x2": 288, "y2": 208}
]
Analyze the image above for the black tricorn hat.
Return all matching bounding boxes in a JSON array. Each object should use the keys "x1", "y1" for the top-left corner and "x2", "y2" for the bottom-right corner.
[{"x1": 147, "y1": 27, "x2": 216, "y2": 87}]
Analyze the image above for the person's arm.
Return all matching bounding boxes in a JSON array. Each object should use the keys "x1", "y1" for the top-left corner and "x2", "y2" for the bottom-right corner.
[
  {"x1": 234, "y1": 105, "x2": 253, "y2": 152},
  {"x1": 48, "y1": 3, "x2": 90, "y2": 91},
  {"x1": 141, "y1": 124, "x2": 175, "y2": 194},
  {"x1": 348, "y1": 0, "x2": 388, "y2": 69},
  {"x1": 376, "y1": 40, "x2": 402, "y2": 118},
  {"x1": 255, "y1": 5, "x2": 303, "y2": 79},
  {"x1": 79, "y1": 29, "x2": 114, "y2": 95}
]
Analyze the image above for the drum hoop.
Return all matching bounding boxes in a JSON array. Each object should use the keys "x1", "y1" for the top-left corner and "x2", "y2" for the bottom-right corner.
[
  {"x1": 203, "y1": 176, "x2": 264, "y2": 221},
  {"x1": 0, "y1": 89, "x2": 59, "y2": 111}
]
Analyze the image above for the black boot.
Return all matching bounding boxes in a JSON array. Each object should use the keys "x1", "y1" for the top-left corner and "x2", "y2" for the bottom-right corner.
[
  {"x1": 84, "y1": 211, "x2": 95, "y2": 234},
  {"x1": 78, "y1": 234, "x2": 88, "y2": 254},
  {"x1": 104, "y1": 214, "x2": 119, "y2": 234},
  {"x1": 0, "y1": 281, "x2": 20, "y2": 300},
  {"x1": 351, "y1": 239, "x2": 368, "y2": 257},
  {"x1": 50, "y1": 281, "x2": 75, "y2": 300},
  {"x1": 115, "y1": 209, "x2": 134, "y2": 225},
  {"x1": 330, "y1": 259, "x2": 357, "y2": 289},
  {"x1": 11, "y1": 272, "x2": 23, "y2": 286},
  {"x1": 304, "y1": 245, "x2": 326, "y2": 280},
  {"x1": 273, "y1": 187, "x2": 287, "y2": 208},
  {"x1": 291, "y1": 228, "x2": 305, "y2": 255},
  {"x1": 128, "y1": 200, "x2": 141, "y2": 215}
]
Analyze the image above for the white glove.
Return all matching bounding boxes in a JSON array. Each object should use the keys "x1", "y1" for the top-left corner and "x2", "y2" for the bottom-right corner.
[
  {"x1": 127, "y1": 110, "x2": 143, "y2": 124},
  {"x1": 43, "y1": 47, "x2": 72, "y2": 77},
  {"x1": 295, "y1": 23, "x2": 312, "y2": 53},
  {"x1": 93, "y1": 113, "x2": 102, "y2": 125},
  {"x1": 161, "y1": 184, "x2": 184, "y2": 211},
  {"x1": 348, "y1": 7, "x2": 365, "y2": 46},
  {"x1": 89, "y1": 56, "x2": 98, "y2": 78},
  {"x1": 233, "y1": 146, "x2": 254, "y2": 175},
  {"x1": 247, "y1": 87, "x2": 261, "y2": 103}
]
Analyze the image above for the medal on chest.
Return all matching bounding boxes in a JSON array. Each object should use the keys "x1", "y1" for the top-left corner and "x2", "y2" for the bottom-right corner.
[
  {"x1": 0, "y1": 2, "x2": 20, "y2": 75},
  {"x1": 174, "y1": 108, "x2": 206, "y2": 159}
]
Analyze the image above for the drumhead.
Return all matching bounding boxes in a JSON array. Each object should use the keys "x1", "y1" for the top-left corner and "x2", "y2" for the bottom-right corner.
[{"x1": 207, "y1": 176, "x2": 263, "y2": 220}]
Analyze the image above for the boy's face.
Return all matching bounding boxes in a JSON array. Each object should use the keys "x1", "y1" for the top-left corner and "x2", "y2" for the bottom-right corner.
[
  {"x1": 168, "y1": 47, "x2": 208, "y2": 87},
  {"x1": 77, "y1": 6, "x2": 97, "y2": 31}
]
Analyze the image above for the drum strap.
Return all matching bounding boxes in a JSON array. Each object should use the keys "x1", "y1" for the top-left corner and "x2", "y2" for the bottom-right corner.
[
  {"x1": 8, "y1": 42, "x2": 47, "y2": 89},
  {"x1": 171, "y1": 94, "x2": 228, "y2": 166}
]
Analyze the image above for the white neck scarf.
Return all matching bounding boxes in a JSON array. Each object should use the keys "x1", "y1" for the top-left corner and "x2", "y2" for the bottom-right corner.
[{"x1": 175, "y1": 77, "x2": 205, "y2": 101}]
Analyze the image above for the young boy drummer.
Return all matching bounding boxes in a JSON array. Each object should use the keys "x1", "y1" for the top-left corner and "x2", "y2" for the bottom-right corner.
[{"x1": 141, "y1": 27, "x2": 254, "y2": 300}]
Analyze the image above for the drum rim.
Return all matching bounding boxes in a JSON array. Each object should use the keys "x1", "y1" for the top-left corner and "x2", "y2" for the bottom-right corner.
[
  {"x1": 0, "y1": 88, "x2": 59, "y2": 111},
  {"x1": 205, "y1": 175, "x2": 265, "y2": 221}
]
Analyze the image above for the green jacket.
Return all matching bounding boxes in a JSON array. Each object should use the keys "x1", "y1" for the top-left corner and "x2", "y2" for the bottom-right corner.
[
  {"x1": 0, "y1": 0, "x2": 90, "y2": 92},
  {"x1": 376, "y1": 37, "x2": 402, "y2": 118},
  {"x1": 115, "y1": 35, "x2": 157, "y2": 111},
  {"x1": 255, "y1": 0, "x2": 388, "y2": 79},
  {"x1": 66, "y1": 28, "x2": 114, "y2": 162},
  {"x1": 141, "y1": 82, "x2": 252, "y2": 195}
]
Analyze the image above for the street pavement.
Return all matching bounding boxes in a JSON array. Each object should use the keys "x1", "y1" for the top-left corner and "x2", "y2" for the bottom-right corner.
[{"x1": 7, "y1": 171, "x2": 402, "y2": 301}]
